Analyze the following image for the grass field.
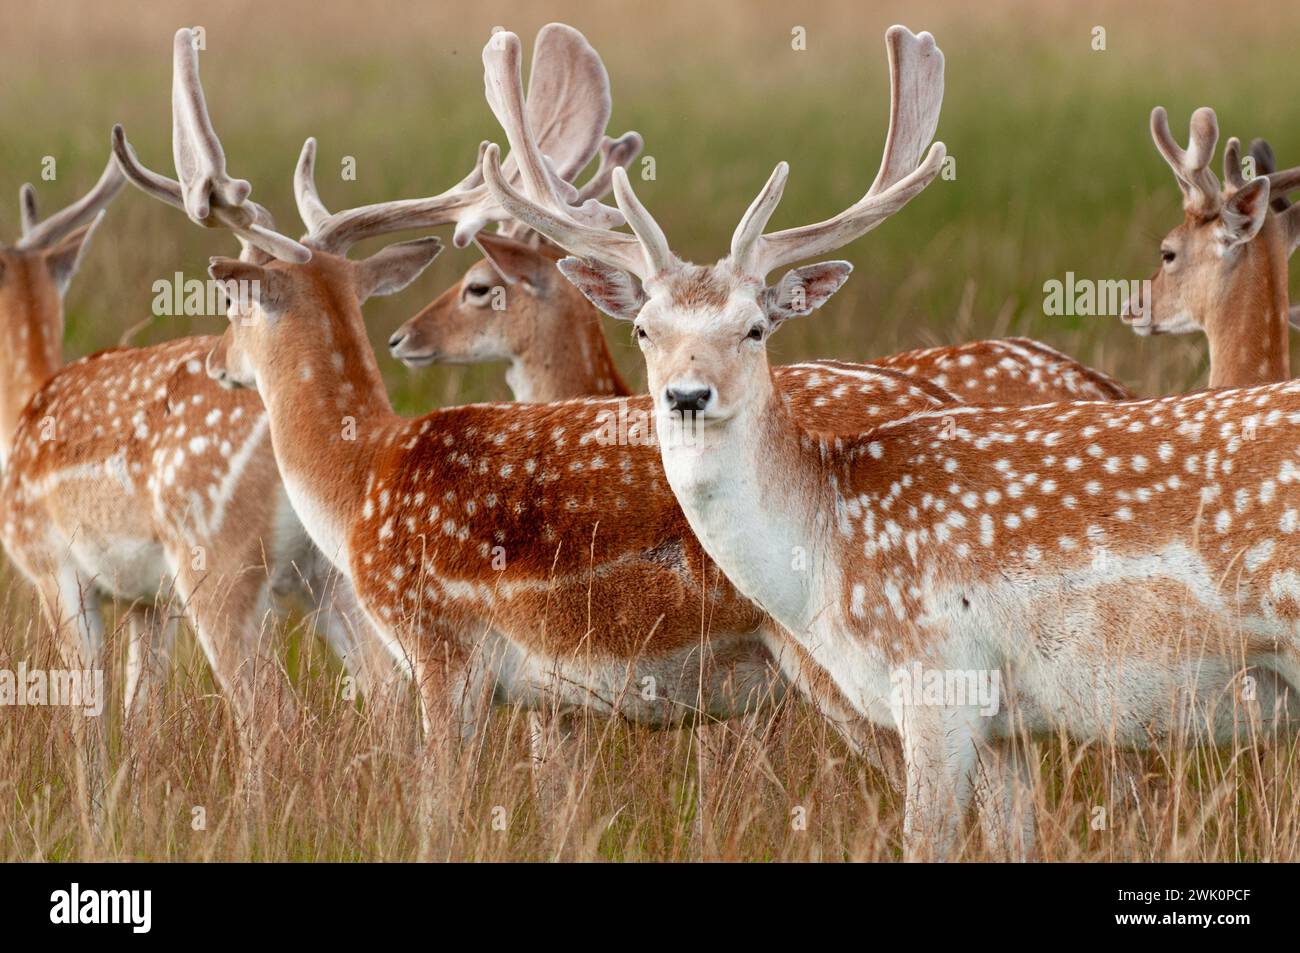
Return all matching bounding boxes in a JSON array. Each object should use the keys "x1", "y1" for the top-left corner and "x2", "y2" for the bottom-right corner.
[{"x1": 2, "y1": 0, "x2": 1300, "y2": 861}]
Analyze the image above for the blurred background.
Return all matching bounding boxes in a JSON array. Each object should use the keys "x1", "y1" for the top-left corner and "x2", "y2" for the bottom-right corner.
[{"x1": 2, "y1": 0, "x2": 1298, "y2": 409}]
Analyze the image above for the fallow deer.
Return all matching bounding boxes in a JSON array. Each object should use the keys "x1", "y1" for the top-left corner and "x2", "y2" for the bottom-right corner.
[
  {"x1": 1123, "y1": 112, "x2": 1300, "y2": 388},
  {"x1": 485, "y1": 23, "x2": 1300, "y2": 859},
  {"x1": 0, "y1": 153, "x2": 406, "y2": 793}
]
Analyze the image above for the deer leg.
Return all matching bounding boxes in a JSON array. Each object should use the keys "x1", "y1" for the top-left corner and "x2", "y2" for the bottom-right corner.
[
  {"x1": 123, "y1": 602, "x2": 179, "y2": 724},
  {"x1": 528, "y1": 708, "x2": 589, "y2": 857},
  {"x1": 972, "y1": 739, "x2": 1036, "y2": 862},
  {"x1": 38, "y1": 566, "x2": 108, "y2": 842},
  {"x1": 898, "y1": 701, "x2": 982, "y2": 862},
  {"x1": 412, "y1": 634, "x2": 494, "y2": 860},
  {"x1": 170, "y1": 550, "x2": 293, "y2": 801},
  {"x1": 307, "y1": 564, "x2": 415, "y2": 734},
  {"x1": 760, "y1": 624, "x2": 905, "y2": 787}
]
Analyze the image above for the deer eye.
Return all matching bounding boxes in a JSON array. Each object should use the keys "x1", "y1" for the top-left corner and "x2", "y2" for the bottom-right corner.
[
  {"x1": 746, "y1": 324, "x2": 765, "y2": 342},
  {"x1": 465, "y1": 282, "x2": 492, "y2": 298},
  {"x1": 1161, "y1": 248, "x2": 1176, "y2": 264},
  {"x1": 635, "y1": 325, "x2": 649, "y2": 342}
]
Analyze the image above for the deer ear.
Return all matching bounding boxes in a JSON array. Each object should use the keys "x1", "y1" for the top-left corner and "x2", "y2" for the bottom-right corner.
[
  {"x1": 1220, "y1": 177, "x2": 1271, "y2": 247},
  {"x1": 354, "y1": 237, "x2": 444, "y2": 301},
  {"x1": 763, "y1": 261, "x2": 853, "y2": 325},
  {"x1": 556, "y1": 256, "x2": 646, "y2": 321},
  {"x1": 475, "y1": 232, "x2": 547, "y2": 289},
  {"x1": 208, "y1": 257, "x2": 281, "y2": 321},
  {"x1": 44, "y1": 212, "x2": 105, "y2": 294}
]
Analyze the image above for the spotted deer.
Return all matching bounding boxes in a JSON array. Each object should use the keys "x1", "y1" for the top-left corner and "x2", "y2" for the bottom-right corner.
[
  {"x1": 0, "y1": 147, "x2": 406, "y2": 787},
  {"x1": 485, "y1": 23, "x2": 1300, "y2": 859},
  {"x1": 1123, "y1": 112, "x2": 1300, "y2": 389}
]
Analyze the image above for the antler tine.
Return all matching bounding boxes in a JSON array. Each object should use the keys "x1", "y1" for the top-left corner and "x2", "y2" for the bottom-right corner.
[
  {"x1": 16, "y1": 154, "x2": 126, "y2": 251},
  {"x1": 1250, "y1": 139, "x2": 1293, "y2": 212},
  {"x1": 501, "y1": 131, "x2": 642, "y2": 242},
  {"x1": 730, "y1": 25, "x2": 947, "y2": 280},
  {"x1": 1223, "y1": 137, "x2": 1246, "y2": 190},
  {"x1": 1150, "y1": 106, "x2": 1222, "y2": 216},
  {"x1": 171, "y1": 28, "x2": 250, "y2": 223},
  {"x1": 293, "y1": 137, "x2": 332, "y2": 235},
  {"x1": 574, "y1": 132, "x2": 644, "y2": 203},
  {"x1": 482, "y1": 142, "x2": 649, "y2": 277},
  {"x1": 609, "y1": 166, "x2": 674, "y2": 275},
  {"x1": 297, "y1": 136, "x2": 489, "y2": 254}
]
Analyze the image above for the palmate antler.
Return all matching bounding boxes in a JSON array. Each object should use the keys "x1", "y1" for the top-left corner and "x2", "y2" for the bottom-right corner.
[
  {"x1": 482, "y1": 25, "x2": 947, "y2": 284},
  {"x1": 294, "y1": 23, "x2": 642, "y2": 253}
]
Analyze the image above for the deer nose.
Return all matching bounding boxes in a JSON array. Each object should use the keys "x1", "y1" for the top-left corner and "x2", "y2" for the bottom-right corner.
[
  {"x1": 387, "y1": 331, "x2": 407, "y2": 353},
  {"x1": 665, "y1": 386, "x2": 712, "y2": 415}
]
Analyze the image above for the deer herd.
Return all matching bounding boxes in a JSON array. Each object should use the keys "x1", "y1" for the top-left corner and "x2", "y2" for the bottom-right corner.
[{"x1": 3, "y1": 21, "x2": 1299, "y2": 861}]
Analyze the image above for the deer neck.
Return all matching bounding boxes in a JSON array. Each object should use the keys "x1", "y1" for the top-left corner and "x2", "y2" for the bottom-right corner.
[
  {"x1": 0, "y1": 260, "x2": 64, "y2": 466},
  {"x1": 1204, "y1": 225, "x2": 1291, "y2": 388},
  {"x1": 508, "y1": 305, "x2": 630, "y2": 402},
  {"x1": 255, "y1": 308, "x2": 400, "y2": 566},
  {"x1": 656, "y1": 369, "x2": 830, "y2": 631}
]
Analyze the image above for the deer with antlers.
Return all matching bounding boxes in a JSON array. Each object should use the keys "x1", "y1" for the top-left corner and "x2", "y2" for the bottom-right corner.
[
  {"x1": 484, "y1": 23, "x2": 1300, "y2": 858},
  {"x1": 1123, "y1": 111, "x2": 1300, "y2": 388},
  {"x1": 0, "y1": 149, "x2": 407, "y2": 795},
  {"x1": 123, "y1": 25, "x2": 1041, "y2": 854}
]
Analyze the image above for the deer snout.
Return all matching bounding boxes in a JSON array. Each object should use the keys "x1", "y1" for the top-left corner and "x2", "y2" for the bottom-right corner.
[
  {"x1": 388, "y1": 324, "x2": 439, "y2": 367},
  {"x1": 664, "y1": 385, "x2": 714, "y2": 416}
]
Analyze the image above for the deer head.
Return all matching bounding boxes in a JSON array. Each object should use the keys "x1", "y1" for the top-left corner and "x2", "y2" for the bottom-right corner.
[
  {"x1": 0, "y1": 155, "x2": 125, "y2": 456},
  {"x1": 480, "y1": 25, "x2": 945, "y2": 433},
  {"x1": 1123, "y1": 107, "x2": 1300, "y2": 358},
  {"x1": 385, "y1": 26, "x2": 641, "y2": 378}
]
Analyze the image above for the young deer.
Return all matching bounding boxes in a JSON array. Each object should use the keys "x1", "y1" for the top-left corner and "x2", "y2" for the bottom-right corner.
[
  {"x1": 486, "y1": 23, "x2": 1300, "y2": 859},
  {"x1": 1123, "y1": 109, "x2": 1300, "y2": 387},
  {"x1": 0, "y1": 154, "x2": 404, "y2": 793}
]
